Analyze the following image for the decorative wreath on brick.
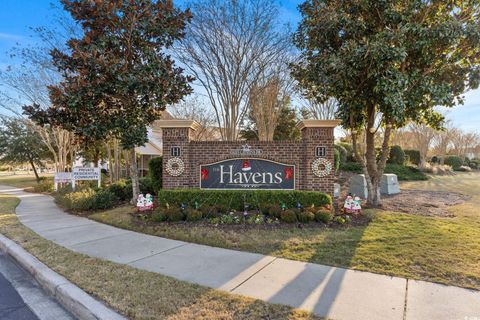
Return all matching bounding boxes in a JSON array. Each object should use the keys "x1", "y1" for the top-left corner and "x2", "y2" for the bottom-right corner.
[
  {"x1": 312, "y1": 158, "x2": 332, "y2": 177},
  {"x1": 165, "y1": 157, "x2": 185, "y2": 176}
]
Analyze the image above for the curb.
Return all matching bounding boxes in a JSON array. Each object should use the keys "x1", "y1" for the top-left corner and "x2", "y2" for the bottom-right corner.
[{"x1": 0, "y1": 233, "x2": 126, "y2": 320}]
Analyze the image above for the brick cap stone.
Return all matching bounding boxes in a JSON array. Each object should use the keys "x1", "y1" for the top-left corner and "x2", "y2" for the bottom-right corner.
[
  {"x1": 296, "y1": 119, "x2": 341, "y2": 130},
  {"x1": 155, "y1": 119, "x2": 201, "y2": 131}
]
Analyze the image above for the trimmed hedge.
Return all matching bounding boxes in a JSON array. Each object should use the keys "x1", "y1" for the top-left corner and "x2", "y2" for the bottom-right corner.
[
  {"x1": 384, "y1": 164, "x2": 428, "y2": 181},
  {"x1": 404, "y1": 150, "x2": 421, "y2": 166},
  {"x1": 55, "y1": 188, "x2": 117, "y2": 211},
  {"x1": 388, "y1": 145, "x2": 405, "y2": 165},
  {"x1": 156, "y1": 189, "x2": 332, "y2": 211},
  {"x1": 444, "y1": 156, "x2": 464, "y2": 170}
]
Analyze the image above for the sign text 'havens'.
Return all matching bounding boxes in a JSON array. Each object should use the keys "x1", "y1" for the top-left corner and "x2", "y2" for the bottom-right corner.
[{"x1": 200, "y1": 158, "x2": 294, "y2": 190}]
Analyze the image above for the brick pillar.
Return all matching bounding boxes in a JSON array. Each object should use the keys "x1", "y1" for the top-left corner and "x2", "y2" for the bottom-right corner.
[
  {"x1": 157, "y1": 120, "x2": 199, "y2": 189},
  {"x1": 297, "y1": 120, "x2": 340, "y2": 195}
]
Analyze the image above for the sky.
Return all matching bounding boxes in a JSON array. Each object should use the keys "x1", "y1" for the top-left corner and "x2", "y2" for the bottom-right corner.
[{"x1": 0, "y1": 0, "x2": 479, "y2": 132}]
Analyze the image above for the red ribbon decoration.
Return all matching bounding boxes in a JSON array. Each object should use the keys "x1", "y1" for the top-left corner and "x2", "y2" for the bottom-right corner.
[
  {"x1": 284, "y1": 167, "x2": 293, "y2": 180},
  {"x1": 201, "y1": 168, "x2": 209, "y2": 180}
]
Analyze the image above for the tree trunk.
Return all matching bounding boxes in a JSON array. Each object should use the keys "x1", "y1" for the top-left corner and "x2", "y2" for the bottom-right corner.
[
  {"x1": 106, "y1": 141, "x2": 113, "y2": 184},
  {"x1": 130, "y1": 149, "x2": 140, "y2": 204},
  {"x1": 29, "y1": 159, "x2": 40, "y2": 183}
]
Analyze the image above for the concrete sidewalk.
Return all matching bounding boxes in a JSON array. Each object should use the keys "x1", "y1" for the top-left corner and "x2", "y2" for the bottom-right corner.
[{"x1": 1, "y1": 185, "x2": 480, "y2": 320}]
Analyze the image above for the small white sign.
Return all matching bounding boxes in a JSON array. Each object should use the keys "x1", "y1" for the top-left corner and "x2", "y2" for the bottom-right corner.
[
  {"x1": 72, "y1": 167, "x2": 101, "y2": 189},
  {"x1": 54, "y1": 172, "x2": 72, "y2": 183},
  {"x1": 72, "y1": 167, "x2": 100, "y2": 181},
  {"x1": 54, "y1": 172, "x2": 72, "y2": 191}
]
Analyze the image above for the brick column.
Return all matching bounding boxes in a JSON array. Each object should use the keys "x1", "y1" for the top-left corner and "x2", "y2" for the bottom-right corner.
[
  {"x1": 157, "y1": 120, "x2": 199, "y2": 189},
  {"x1": 297, "y1": 120, "x2": 341, "y2": 195}
]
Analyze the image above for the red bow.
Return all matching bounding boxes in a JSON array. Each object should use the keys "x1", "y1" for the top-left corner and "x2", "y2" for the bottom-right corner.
[
  {"x1": 201, "y1": 168, "x2": 209, "y2": 180},
  {"x1": 284, "y1": 167, "x2": 293, "y2": 180}
]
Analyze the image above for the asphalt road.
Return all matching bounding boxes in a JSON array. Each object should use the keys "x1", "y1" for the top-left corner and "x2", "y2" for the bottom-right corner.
[
  {"x1": 0, "y1": 271, "x2": 38, "y2": 320},
  {"x1": 0, "y1": 253, "x2": 75, "y2": 320}
]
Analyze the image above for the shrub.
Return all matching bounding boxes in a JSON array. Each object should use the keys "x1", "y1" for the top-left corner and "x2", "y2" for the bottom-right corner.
[
  {"x1": 404, "y1": 150, "x2": 421, "y2": 166},
  {"x1": 333, "y1": 215, "x2": 348, "y2": 225},
  {"x1": 334, "y1": 144, "x2": 348, "y2": 165},
  {"x1": 156, "y1": 189, "x2": 332, "y2": 212},
  {"x1": 334, "y1": 148, "x2": 341, "y2": 173},
  {"x1": 93, "y1": 190, "x2": 117, "y2": 210},
  {"x1": 32, "y1": 180, "x2": 54, "y2": 193},
  {"x1": 55, "y1": 188, "x2": 116, "y2": 211},
  {"x1": 199, "y1": 205, "x2": 218, "y2": 218},
  {"x1": 280, "y1": 209, "x2": 297, "y2": 223},
  {"x1": 185, "y1": 209, "x2": 203, "y2": 221},
  {"x1": 164, "y1": 207, "x2": 184, "y2": 222},
  {"x1": 297, "y1": 210, "x2": 315, "y2": 223},
  {"x1": 469, "y1": 159, "x2": 479, "y2": 170},
  {"x1": 384, "y1": 164, "x2": 428, "y2": 181},
  {"x1": 315, "y1": 210, "x2": 332, "y2": 223},
  {"x1": 148, "y1": 156, "x2": 163, "y2": 191},
  {"x1": 340, "y1": 162, "x2": 362, "y2": 173},
  {"x1": 388, "y1": 145, "x2": 405, "y2": 165},
  {"x1": 267, "y1": 204, "x2": 282, "y2": 218},
  {"x1": 139, "y1": 177, "x2": 156, "y2": 195},
  {"x1": 337, "y1": 142, "x2": 354, "y2": 161},
  {"x1": 444, "y1": 156, "x2": 464, "y2": 170},
  {"x1": 431, "y1": 156, "x2": 439, "y2": 163},
  {"x1": 152, "y1": 210, "x2": 167, "y2": 222},
  {"x1": 107, "y1": 179, "x2": 132, "y2": 201}
]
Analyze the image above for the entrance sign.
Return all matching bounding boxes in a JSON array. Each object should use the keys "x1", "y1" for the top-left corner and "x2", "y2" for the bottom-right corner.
[
  {"x1": 54, "y1": 172, "x2": 72, "y2": 191},
  {"x1": 72, "y1": 167, "x2": 101, "y2": 189},
  {"x1": 200, "y1": 158, "x2": 294, "y2": 190}
]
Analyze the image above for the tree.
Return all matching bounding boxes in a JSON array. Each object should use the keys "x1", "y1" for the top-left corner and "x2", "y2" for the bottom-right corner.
[
  {"x1": 292, "y1": 0, "x2": 480, "y2": 205},
  {"x1": 409, "y1": 123, "x2": 436, "y2": 167},
  {"x1": 0, "y1": 11, "x2": 79, "y2": 172},
  {"x1": 0, "y1": 117, "x2": 49, "y2": 182},
  {"x1": 175, "y1": 0, "x2": 292, "y2": 140},
  {"x1": 24, "y1": 0, "x2": 193, "y2": 202},
  {"x1": 300, "y1": 97, "x2": 337, "y2": 120},
  {"x1": 169, "y1": 95, "x2": 218, "y2": 141},
  {"x1": 248, "y1": 76, "x2": 291, "y2": 141},
  {"x1": 240, "y1": 104, "x2": 301, "y2": 141}
]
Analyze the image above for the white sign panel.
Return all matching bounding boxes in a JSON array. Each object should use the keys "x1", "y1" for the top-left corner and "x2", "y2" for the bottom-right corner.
[
  {"x1": 72, "y1": 167, "x2": 100, "y2": 181},
  {"x1": 54, "y1": 172, "x2": 72, "y2": 183}
]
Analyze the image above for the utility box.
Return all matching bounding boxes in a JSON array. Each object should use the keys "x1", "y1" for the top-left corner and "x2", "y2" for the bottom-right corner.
[
  {"x1": 380, "y1": 174, "x2": 400, "y2": 195},
  {"x1": 348, "y1": 174, "x2": 368, "y2": 199}
]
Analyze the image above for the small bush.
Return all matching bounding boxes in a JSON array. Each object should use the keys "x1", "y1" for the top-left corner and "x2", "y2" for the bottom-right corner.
[
  {"x1": 55, "y1": 188, "x2": 117, "y2": 211},
  {"x1": 152, "y1": 210, "x2": 167, "y2": 222},
  {"x1": 333, "y1": 216, "x2": 348, "y2": 225},
  {"x1": 148, "y1": 157, "x2": 163, "y2": 191},
  {"x1": 388, "y1": 145, "x2": 405, "y2": 165},
  {"x1": 334, "y1": 144, "x2": 348, "y2": 165},
  {"x1": 431, "y1": 156, "x2": 439, "y2": 163},
  {"x1": 107, "y1": 179, "x2": 132, "y2": 201},
  {"x1": 267, "y1": 204, "x2": 282, "y2": 218},
  {"x1": 334, "y1": 148, "x2": 341, "y2": 173},
  {"x1": 139, "y1": 177, "x2": 156, "y2": 195},
  {"x1": 199, "y1": 205, "x2": 218, "y2": 218},
  {"x1": 315, "y1": 210, "x2": 333, "y2": 223},
  {"x1": 297, "y1": 210, "x2": 315, "y2": 223},
  {"x1": 185, "y1": 209, "x2": 203, "y2": 222},
  {"x1": 444, "y1": 156, "x2": 464, "y2": 170},
  {"x1": 33, "y1": 180, "x2": 54, "y2": 193},
  {"x1": 384, "y1": 164, "x2": 428, "y2": 181},
  {"x1": 404, "y1": 150, "x2": 421, "y2": 166},
  {"x1": 340, "y1": 162, "x2": 362, "y2": 173},
  {"x1": 337, "y1": 143, "x2": 354, "y2": 161},
  {"x1": 280, "y1": 210, "x2": 298, "y2": 223},
  {"x1": 93, "y1": 190, "x2": 117, "y2": 210},
  {"x1": 164, "y1": 207, "x2": 184, "y2": 222}
]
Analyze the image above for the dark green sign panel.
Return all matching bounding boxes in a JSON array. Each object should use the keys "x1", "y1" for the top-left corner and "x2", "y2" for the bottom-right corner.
[{"x1": 200, "y1": 158, "x2": 295, "y2": 190}]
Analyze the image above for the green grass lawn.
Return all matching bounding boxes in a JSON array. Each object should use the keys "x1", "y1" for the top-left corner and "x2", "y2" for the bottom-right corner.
[
  {"x1": 91, "y1": 172, "x2": 480, "y2": 290},
  {"x1": 0, "y1": 174, "x2": 52, "y2": 189}
]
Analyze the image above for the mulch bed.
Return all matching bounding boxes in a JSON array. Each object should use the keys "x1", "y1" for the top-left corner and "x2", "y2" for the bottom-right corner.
[{"x1": 377, "y1": 189, "x2": 470, "y2": 217}]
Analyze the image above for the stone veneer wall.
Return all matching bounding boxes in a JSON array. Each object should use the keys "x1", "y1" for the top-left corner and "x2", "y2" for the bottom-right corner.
[{"x1": 162, "y1": 126, "x2": 335, "y2": 195}]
